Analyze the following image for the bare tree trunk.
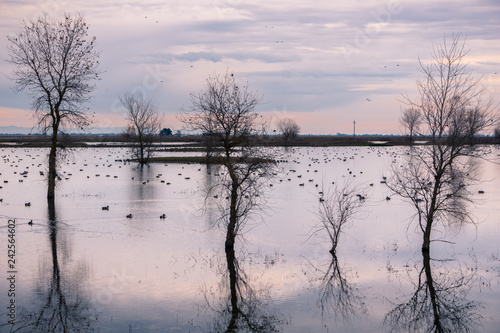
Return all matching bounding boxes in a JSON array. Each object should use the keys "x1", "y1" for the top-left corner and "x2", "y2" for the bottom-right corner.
[
  {"x1": 422, "y1": 172, "x2": 442, "y2": 252},
  {"x1": 47, "y1": 125, "x2": 58, "y2": 199},
  {"x1": 225, "y1": 246, "x2": 239, "y2": 325},
  {"x1": 226, "y1": 177, "x2": 238, "y2": 249},
  {"x1": 140, "y1": 141, "x2": 145, "y2": 164},
  {"x1": 330, "y1": 229, "x2": 341, "y2": 255},
  {"x1": 422, "y1": 217, "x2": 432, "y2": 253},
  {"x1": 205, "y1": 134, "x2": 215, "y2": 164},
  {"x1": 422, "y1": 248, "x2": 444, "y2": 333},
  {"x1": 421, "y1": 200, "x2": 436, "y2": 253}
]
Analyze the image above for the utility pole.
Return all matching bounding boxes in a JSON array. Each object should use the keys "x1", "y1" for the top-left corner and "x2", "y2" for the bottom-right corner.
[{"x1": 353, "y1": 120, "x2": 356, "y2": 137}]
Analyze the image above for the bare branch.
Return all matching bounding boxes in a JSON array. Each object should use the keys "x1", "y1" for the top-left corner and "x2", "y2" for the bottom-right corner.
[{"x1": 315, "y1": 179, "x2": 363, "y2": 255}]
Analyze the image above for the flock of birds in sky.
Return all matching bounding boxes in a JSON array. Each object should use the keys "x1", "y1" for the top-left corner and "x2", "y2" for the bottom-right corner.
[{"x1": 138, "y1": 14, "x2": 419, "y2": 106}]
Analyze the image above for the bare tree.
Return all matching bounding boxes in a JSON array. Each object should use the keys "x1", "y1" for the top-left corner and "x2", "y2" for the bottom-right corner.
[
  {"x1": 121, "y1": 124, "x2": 136, "y2": 139},
  {"x1": 400, "y1": 108, "x2": 422, "y2": 143},
  {"x1": 464, "y1": 105, "x2": 491, "y2": 145},
  {"x1": 314, "y1": 181, "x2": 363, "y2": 255},
  {"x1": 179, "y1": 71, "x2": 274, "y2": 249},
  {"x1": 7, "y1": 13, "x2": 100, "y2": 199},
  {"x1": 495, "y1": 126, "x2": 500, "y2": 143},
  {"x1": 388, "y1": 34, "x2": 497, "y2": 253},
  {"x1": 276, "y1": 117, "x2": 300, "y2": 145},
  {"x1": 120, "y1": 91, "x2": 162, "y2": 164}
]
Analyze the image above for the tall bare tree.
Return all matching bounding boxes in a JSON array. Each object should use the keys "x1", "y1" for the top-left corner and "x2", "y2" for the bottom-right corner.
[
  {"x1": 7, "y1": 13, "x2": 100, "y2": 199},
  {"x1": 400, "y1": 108, "x2": 422, "y2": 143},
  {"x1": 276, "y1": 117, "x2": 300, "y2": 145},
  {"x1": 120, "y1": 91, "x2": 162, "y2": 164},
  {"x1": 179, "y1": 72, "x2": 274, "y2": 249},
  {"x1": 388, "y1": 34, "x2": 497, "y2": 253}
]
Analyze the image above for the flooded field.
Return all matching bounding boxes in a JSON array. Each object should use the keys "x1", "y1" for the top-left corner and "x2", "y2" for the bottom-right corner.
[{"x1": 1, "y1": 145, "x2": 499, "y2": 332}]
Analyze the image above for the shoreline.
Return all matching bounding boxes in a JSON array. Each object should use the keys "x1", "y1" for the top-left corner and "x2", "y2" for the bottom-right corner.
[{"x1": 1, "y1": 134, "x2": 498, "y2": 148}]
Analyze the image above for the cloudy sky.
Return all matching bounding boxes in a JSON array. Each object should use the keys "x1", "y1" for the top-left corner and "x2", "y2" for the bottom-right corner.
[{"x1": 1, "y1": 0, "x2": 499, "y2": 134}]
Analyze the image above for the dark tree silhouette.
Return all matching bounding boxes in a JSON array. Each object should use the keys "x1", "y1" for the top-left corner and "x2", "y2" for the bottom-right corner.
[
  {"x1": 120, "y1": 91, "x2": 162, "y2": 164},
  {"x1": 179, "y1": 72, "x2": 275, "y2": 249},
  {"x1": 276, "y1": 118, "x2": 300, "y2": 145},
  {"x1": 387, "y1": 34, "x2": 497, "y2": 253},
  {"x1": 400, "y1": 108, "x2": 422, "y2": 143},
  {"x1": 314, "y1": 181, "x2": 363, "y2": 255},
  {"x1": 464, "y1": 105, "x2": 492, "y2": 145},
  {"x1": 7, "y1": 13, "x2": 100, "y2": 199},
  {"x1": 159, "y1": 127, "x2": 172, "y2": 136}
]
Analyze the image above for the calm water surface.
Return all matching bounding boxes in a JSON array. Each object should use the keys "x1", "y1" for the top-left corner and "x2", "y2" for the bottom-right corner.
[{"x1": 0, "y1": 146, "x2": 499, "y2": 332}]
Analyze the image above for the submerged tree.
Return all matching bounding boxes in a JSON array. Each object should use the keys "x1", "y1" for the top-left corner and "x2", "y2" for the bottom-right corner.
[
  {"x1": 314, "y1": 181, "x2": 363, "y2": 255},
  {"x1": 120, "y1": 91, "x2": 162, "y2": 164},
  {"x1": 179, "y1": 72, "x2": 275, "y2": 249},
  {"x1": 7, "y1": 13, "x2": 100, "y2": 199},
  {"x1": 387, "y1": 34, "x2": 497, "y2": 253},
  {"x1": 276, "y1": 117, "x2": 300, "y2": 145}
]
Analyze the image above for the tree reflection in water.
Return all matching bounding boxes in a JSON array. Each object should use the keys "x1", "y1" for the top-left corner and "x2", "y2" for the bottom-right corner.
[
  {"x1": 13, "y1": 199, "x2": 97, "y2": 332},
  {"x1": 383, "y1": 250, "x2": 483, "y2": 333},
  {"x1": 308, "y1": 253, "x2": 366, "y2": 325},
  {"x1": 203, "y1": 247, "x2": 285, "y2": 332}
]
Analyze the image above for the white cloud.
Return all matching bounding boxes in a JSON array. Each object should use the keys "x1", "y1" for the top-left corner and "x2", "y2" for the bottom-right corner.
[{"x1": 1, "y1": 0, "x2": 499, "y2": 134}]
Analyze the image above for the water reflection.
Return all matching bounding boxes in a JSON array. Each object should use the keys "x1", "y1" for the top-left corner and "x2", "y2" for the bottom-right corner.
[
  {"x1": 14, "y1": 199, "x2": 97, "y2": 332},
  {"x1": 1, "y1": 146, "x2": 498, "y2": 332},
  {"x1": 308, "y1": 253, "x2": 366, "y2": 325},
  {"x1": 204, "y1": 247, "x2": 285, "y2": 332},
  {"x1": 130, "y1": 164, "x2": 156, "y2": 202},
  {"x1": 383, "y1": 250, "x2": 483, "y2": 333},
  {"x1": 320, "y1": 254, "x2": 366, "y2": 323}
]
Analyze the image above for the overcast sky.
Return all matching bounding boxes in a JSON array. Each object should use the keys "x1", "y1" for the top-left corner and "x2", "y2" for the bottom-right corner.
[{"x1": 1, "y1": 0, "x2": 499, "y2": 134}]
